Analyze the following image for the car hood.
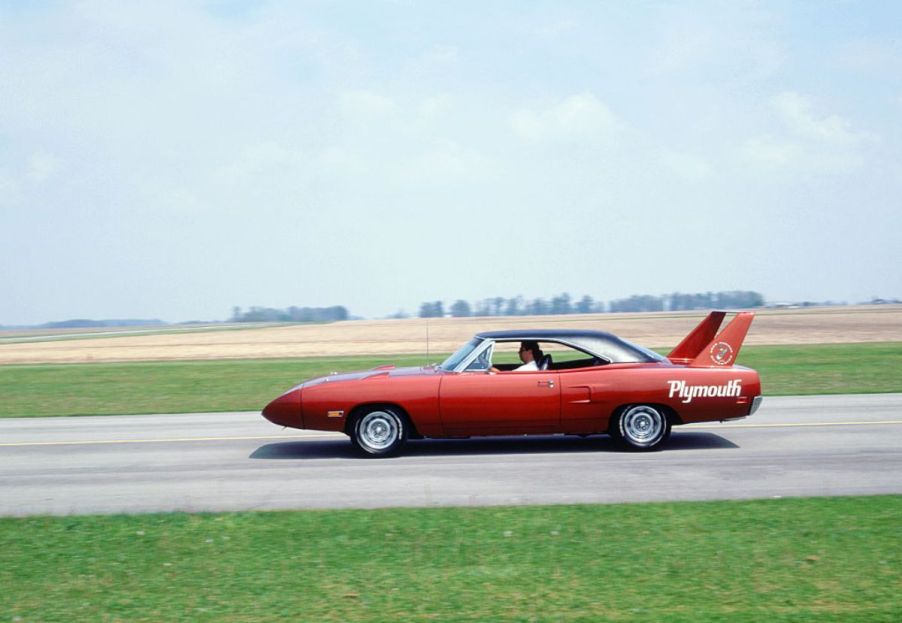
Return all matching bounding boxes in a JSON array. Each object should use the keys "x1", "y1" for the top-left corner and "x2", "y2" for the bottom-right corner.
[{"x1": 297, "y1": 365, "x2": 442, "y2": 390}]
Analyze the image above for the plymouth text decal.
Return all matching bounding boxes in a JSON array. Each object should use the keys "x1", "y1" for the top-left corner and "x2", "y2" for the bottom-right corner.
[{"x1": 667, "y1": 379, "x2": 742, "y2": 404}]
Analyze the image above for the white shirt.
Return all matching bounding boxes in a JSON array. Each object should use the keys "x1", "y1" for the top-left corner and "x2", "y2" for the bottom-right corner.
[{"x1": 513, "y1": 360, "x2": 538, "y2": 372}]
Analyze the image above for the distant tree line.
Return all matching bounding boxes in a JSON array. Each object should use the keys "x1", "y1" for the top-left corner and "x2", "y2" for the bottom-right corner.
[
  {"x1": 608, "y1": 291, "x2": 766, "y2": 313},
  {"x1": 419, "y1": 291, "x2": 765, "y2": 318},
  {"x1": 230, "y1": 305, "x2": 349, "y2": 323}
]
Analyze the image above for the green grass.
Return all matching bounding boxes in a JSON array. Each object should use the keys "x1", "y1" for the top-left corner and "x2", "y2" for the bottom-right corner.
[
  {"x1": 738, "y1": 343, "x2": 902, "y2": 396},
  {"x1": 0, "y1": 343, "x2": 900, "y2": 418},
  {"x1": 0, "y1": 355, "x2": 428, "y2": 418},
  {"x1": 1, "y1": 496, "x2": 899, "y2": 622}
]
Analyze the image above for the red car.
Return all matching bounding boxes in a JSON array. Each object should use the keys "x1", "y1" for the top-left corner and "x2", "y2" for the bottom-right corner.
[{"x1": 262, "y1": 311, "x2": 762, "y2": 456}]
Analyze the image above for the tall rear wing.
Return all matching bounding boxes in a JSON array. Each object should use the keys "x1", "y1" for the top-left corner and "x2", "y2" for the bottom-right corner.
[{"x1": 667, "y1": 311, "x2": 755, "y2": 367}]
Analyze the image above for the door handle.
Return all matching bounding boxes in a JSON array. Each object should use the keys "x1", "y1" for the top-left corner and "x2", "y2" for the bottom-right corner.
[{"x1": 537, "y1": 380, "x2": 555, "y2": 388}]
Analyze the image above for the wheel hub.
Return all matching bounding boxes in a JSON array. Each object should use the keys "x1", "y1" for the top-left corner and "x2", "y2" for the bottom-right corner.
[
  {"x1": 359, "y1": 412, "x2": 399, "y2": 450},
  {"x1": 623, "y1": 406, "x2": 663, "y2": 443},
  {"x1": 367, "y1": 419, "x2": 390, "y2": 442}
]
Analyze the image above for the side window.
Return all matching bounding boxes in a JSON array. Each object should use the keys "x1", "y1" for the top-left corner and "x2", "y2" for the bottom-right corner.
[
  {"x1": 490, "y1": 342, "x2": 522, "y2": 367},
  {"x1": 487, "y1": 340, "x2": 605, "y2": 371},
  {"x1": 536, "y1": 342, "x2": 606, "y2": 370}
]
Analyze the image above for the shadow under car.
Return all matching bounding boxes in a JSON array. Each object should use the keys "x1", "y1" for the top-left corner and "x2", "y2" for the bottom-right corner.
[{"x1": 249, "y1": 430, "x2": 737, "y2": 460}]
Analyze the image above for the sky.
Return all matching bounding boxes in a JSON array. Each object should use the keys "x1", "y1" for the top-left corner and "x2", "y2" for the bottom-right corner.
[{"x1": 1, "y1": 0, "x2": 900, "y2": 324}]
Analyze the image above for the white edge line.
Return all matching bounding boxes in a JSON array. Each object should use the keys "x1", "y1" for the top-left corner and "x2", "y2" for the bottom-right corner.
[
  {"x1": 0, "y1": 433, "x2": 347, "y2": 448},
  {"x1": 2, "y1": 420, "x2": 902, "y2": 448}
]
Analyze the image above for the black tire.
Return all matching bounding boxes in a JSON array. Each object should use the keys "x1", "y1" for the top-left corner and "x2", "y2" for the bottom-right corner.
[
  {"x1": 610, "y1": 404, "x2": 671, "y2": 451},
  {"x1": 349, "y1": 407, "x2": 408, "y2": 457}
]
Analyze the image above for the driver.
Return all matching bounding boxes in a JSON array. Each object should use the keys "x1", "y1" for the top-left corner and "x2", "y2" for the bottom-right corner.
[{"x1": 492, "y1": 341, "x2": 543, "y2": 372}]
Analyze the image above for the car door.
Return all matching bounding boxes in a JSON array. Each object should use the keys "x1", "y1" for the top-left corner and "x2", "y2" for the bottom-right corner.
[{"x1": 438, "y1": 370, "x2": 561, "y2": 435}]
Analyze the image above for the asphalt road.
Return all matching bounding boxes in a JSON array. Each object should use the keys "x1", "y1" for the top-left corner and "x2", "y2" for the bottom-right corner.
[{"x1": 1, "y1": 394, "x2": 900, "y2": 516}]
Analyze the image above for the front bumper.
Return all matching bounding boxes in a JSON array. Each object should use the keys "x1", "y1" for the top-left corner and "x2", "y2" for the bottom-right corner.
[{"x1": 262, "y1": 387, "x2": 303, "y2": 428}]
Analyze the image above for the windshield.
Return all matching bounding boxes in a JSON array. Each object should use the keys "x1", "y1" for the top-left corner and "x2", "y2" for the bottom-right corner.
[{"x1": 438, "y1": 337, "x2": 483, "y2": 371}]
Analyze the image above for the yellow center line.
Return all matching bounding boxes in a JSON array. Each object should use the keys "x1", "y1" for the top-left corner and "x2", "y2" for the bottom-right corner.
[
  {"x1": 0, "y1": 433, "x2": 347, "y2": 448},
  {"x1": 688, "y1": 420, "x2": 902, "y2": 429},
  {"x1": 2, "y1": 420, "x2": 902, "y2": 447}
]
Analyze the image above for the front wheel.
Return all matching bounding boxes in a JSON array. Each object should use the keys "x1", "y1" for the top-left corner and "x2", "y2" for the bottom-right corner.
[
  {"x1": 610, "y1": 404, "x2": 671, "y2": 451},
  {"x1": 350, "y1": 407, "x2": 408, "y2": 457}
]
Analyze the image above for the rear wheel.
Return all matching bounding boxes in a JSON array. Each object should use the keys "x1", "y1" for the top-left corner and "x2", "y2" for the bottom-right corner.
[
  {"x1": 610, "y1": 404, "x2": 671, "y2": 451},
  {"x1": 350, "y1": 407, "x2": 407, "y2": 457}
]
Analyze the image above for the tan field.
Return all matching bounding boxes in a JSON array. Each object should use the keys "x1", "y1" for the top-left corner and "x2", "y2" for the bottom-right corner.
[{"x1": 1, "y1": 305, "x2": 900, "y2": 365}]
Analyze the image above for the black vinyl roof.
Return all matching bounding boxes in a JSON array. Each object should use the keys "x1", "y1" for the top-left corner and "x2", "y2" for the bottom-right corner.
[
  {"x1": 474, "y1": 329, "x2": 667, "y2": 364},
  {"x1": 476, "y1": 329, "x2": 615, "y2": 340}
]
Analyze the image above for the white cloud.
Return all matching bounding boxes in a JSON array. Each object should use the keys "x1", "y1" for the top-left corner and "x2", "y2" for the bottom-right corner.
[
  {"x1": 740, "y1": 134, "x2": 867, "y2": 173},
  {"x1": 27, "y1": 152, "x2": 62, "y2": 183},
  {"x1": 0, "y1": 169, "x2": 19, "y2": 202},
  {"x1": 741, "y1": 92, "x2": 878, "y2": 173},
  {"x1": 318, "y1": 146, "x2": 367, "y2": 176},
  {"x1": 0, "y1": 152, "x2": 60, "y2": 207},
  {"x1": 413, "y1": 45, "x2": 458, "y2": 69},
  {"x1": 416, "y1": 95, "x2": 454, "y2": 121},
  {"x1": 213, "y1": 142, "x2": 306, "y2": 190},
  {"x1": 771, "y1": 91, "x2": 876, "y2": 145},
  {"x1": 740, "y1": 136, "x2": 803, "y2": 169},
  {"x1": 659, "y1": 149, "x2": 713, "y2": 182},
  {"x1": 339, "y1": 90, "x2": 398, "y2": 122},
  {"x1": 323, "y1": 91, "x2": 499, "y2": 186},
  {"x1": 396, "y1": 140, "x2": 497, "y2": 185},
  {"x1": 510, "y1": 94, "x2": 620, "y2": 143}
]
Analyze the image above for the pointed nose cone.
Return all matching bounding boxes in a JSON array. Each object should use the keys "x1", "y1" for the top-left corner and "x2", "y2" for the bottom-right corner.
[{"x1": 262, "y1": 388, "x2": 302, "y2": 428}]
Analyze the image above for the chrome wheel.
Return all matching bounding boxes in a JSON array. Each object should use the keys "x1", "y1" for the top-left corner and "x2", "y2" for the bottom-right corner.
[
  {"x1": 613, "y1": 405, "x2": 671, "y2": 451},
  {"x1": 351, "y1": 408, "x2": 406, "y2": 457}
]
